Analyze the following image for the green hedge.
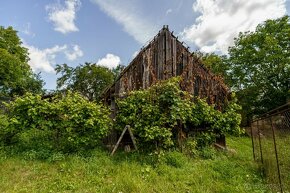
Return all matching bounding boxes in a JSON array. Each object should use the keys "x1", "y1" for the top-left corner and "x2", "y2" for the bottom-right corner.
[{"x1": 0, "y1": 91, "x2": 111, "y2": 153}]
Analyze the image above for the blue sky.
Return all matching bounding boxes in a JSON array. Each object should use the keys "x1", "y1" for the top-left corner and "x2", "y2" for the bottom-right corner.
[{"x1": 0, "y1": 0, "x2": 289, "y2": 90}]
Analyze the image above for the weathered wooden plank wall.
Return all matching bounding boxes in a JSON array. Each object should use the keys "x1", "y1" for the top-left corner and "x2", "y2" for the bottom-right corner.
[{"x1": 102, "y1": 26, "x2": 229, "y2": 111}]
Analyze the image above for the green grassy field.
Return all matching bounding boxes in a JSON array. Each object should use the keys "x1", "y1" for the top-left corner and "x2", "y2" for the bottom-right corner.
[
  {"x1": 256, "y1": 131, "x2": 290, "y2": 192},
  {"x1": 0, "y1": 136, "x2": 268, "y2": 193}
]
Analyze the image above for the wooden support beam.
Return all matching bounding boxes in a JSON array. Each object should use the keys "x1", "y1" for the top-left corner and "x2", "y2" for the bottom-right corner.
[
  {"x1": 110, "y1": 125, "x2": 137, "y2": 156},
  {"x1": 127, "y1": 126, "x2": 138, "y2": 150}
]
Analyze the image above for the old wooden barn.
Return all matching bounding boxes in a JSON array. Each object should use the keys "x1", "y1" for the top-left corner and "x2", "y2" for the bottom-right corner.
[
  {"x1": 102, "y1": 25, "x2": 230, "y2": 148},
  {"x1": 103, "y1": 25, "x2": 229, "y2": 111}
]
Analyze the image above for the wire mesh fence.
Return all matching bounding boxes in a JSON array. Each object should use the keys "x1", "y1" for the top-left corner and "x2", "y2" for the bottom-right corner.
[{"x1": 251, "y1": 103, "x2": 290, "y2": 192}]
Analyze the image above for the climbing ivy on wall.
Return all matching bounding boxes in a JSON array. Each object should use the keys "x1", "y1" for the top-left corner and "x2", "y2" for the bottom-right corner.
[{"x1": 116, "y1": 77, "x2": 242, "y2": 150}]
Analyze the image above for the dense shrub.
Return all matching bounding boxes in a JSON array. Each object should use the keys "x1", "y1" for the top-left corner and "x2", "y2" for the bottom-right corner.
[
  {"x1": 116, "y1": 77, "x2": 242, "y2": 150},
  {"x1": 164, "y1": 151, "x2": 188, "y2": 168},
  {"x1": 0, "y1": 113, "x2": 9, "y2": 146},
  {"x1": 0, "y1": 91, "x2": 111, "y2": 153}
]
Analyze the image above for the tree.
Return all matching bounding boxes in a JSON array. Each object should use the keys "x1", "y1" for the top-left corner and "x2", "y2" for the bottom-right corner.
[
  {"x1": 200, "y1": 16, "x2": 289, "y2": 125},
  {"x1": 201, "y1": 53, "x2": 232, "y2": 86},
  {"x1": 112, "y1": 64, "x2": 126, "y2": 81},
  {"x1": 55, "y1": 63, "x2": 114, "y2": 101},
  {"x1": 0, "y1": 26, "x2": 43, "y2": 97},
  {"x1": 226, "y1": 16, "x2": 290, "y2": 123}
]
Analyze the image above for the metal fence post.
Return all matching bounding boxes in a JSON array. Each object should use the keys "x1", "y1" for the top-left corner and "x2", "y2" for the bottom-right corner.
[
  {"x1": 257, "y1": 120, "x2": 263, "y2": 164},
  {"x1": 270, "y1": 117, "x2": 283, "y2": 193},
  {"x1": 250, "y1": 124, "x2": 256, "y2": 160}
]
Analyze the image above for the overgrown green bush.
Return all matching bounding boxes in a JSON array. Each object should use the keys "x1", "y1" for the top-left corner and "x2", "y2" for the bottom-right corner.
[
  {"x1": 164, "y1": 151, "x2": 188, "y2": 168},
  {"x1": 184, "y1": 137, "x2": 199, "y2": 157},
  {"x1": 1, "y1": 91, "x2": 111, "y2": 153},
  {"x1": 0, "y1": 113, "x2": 9, "y2": 146},
  {"x1": 116, "y1": 77, "x2": 242, "y2": 150}
]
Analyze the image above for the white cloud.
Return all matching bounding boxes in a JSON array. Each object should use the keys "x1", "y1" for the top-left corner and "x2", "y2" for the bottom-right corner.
[
  {"x1": 46, "y1": 0, "x2": 81, "y2": 34},
  {"x1": 91, "y1": 0, "x2": 158, "y2": 44},
  {"x1": 97, "y1": 54, "x2": 121, "y2": 69},
  {"x1": 181, "y1": 0, "x2": 286, "y2": 53},
  {"x1": 24, "y1": 45, "x2": 66, "y2": 73},
  {"x1": 166, "y1": 9, "x2": 172, "y2": 15},
  {"x1": 22, "y1": 22, "x2": 35, "y2": 37},
  {"x1": 24, "y1": 43, "x2": 83, "y2": 73},
  {"x1": 65, "y1": 45, "x2": 83, "y2": 61}
]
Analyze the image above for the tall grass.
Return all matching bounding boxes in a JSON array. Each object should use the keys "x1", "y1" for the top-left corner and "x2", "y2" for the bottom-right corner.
[
  {"x1": 0, "y1": 136, "x2": 268, "y2": 193},
  {"x1": 258, "y1": 131, "x2": 290, "y2": 192}
]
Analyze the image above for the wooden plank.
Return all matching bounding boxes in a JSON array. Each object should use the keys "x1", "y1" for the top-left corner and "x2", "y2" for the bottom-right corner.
[
  {"x1": 144, "y1": 52, "x2": 147, "y2": 88},
  {"x1": 172, "y1": 36, "x2": 176, "y2": 76},
  {"x1": 148, "y1": 47, "x2": 154, "y2": 85},
  {"x1": 161, "y1": 29, "x2": 165, "y2": 80},
  {"x1": 158, "y1": 31, "x2": 163, "y2": 80},
  {"x1": 165, "y1": 29, "x2": 171, "y2": 79},
  {"x1": 154, "y1": 41, "x2": 158, "y2": 81},
  {"x1": 110, "y1": 125, "x2": 138, "y2": 156},
  {"x1": 127, "y1": 126, "x2": 138, "y2": 150},
  {"x1": 164, "y1": 29, "x2": 168, "y2": 79},
  {"x1": 110, "y1": 125, "x2": 129, "y2": 156}
]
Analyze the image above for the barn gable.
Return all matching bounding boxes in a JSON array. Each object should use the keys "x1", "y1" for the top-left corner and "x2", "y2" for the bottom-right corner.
[{"x1": 102, "y1": 25, "x2": 229, "y2": 112}]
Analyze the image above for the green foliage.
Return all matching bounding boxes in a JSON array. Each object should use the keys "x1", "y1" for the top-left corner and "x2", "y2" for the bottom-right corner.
[
  {"x1": 184, "y1": 135, "x2": 220, "y2": 159},
  {"x1": 199, "y1": 146, "x2": 217, "y2": 159},
  {"x1": 1, "y1": 92, "x2": 111, "y2": 153},
  {"x1": 0, "y1": 114, "x2": 9, "y2": 146},
  {"x1": 111, "y1": 64, "x2": 126, "y2": 81},
  {"x1": 201, "y1": 53, "x2": 232, "y2": 85},
  {"x1": 55, "y1": 62, "x2": 114, "y2": 101},
  {"x1": 201, "y1": 16, "x2": 290, "y2": 124},
  {"x1": 191, "y1": 132, "x2": 216, "y2": 149},
  {"x1": 228, "y1": 16, "x2": 290, "y2": 121},
  {"x1": 116, "y1": 77, "x2": 241, "y2": 150},
  {"x1": 0, "y1": 26, "x2": 43, "y2": 97},
  {"x1": 164, "y1": 151, "x2": 188, "y2": 168},
  {"x1": 184, "y1": 137, "x2": 199, "y2": 157},
  {"x1": 0, "y1": 136, "x2": 269, "y2": 192}
]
